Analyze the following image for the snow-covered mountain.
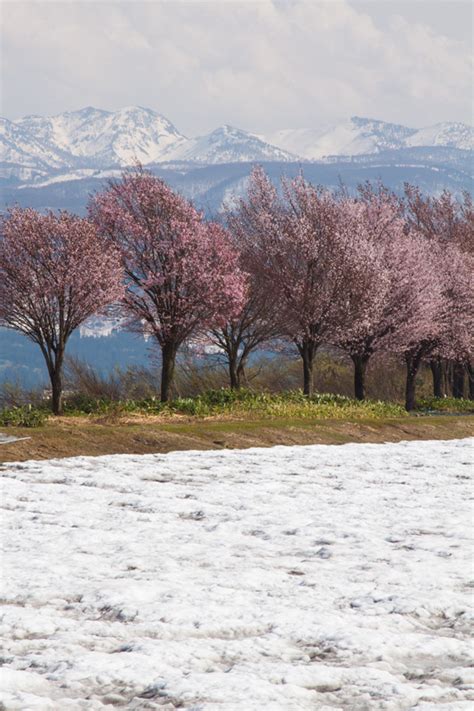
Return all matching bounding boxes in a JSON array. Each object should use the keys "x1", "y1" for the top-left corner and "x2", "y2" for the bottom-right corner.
[
  {"x1": 262, "y1": 116, "x2": 473, "y2": 160},
  {"x1": 405, "y1": 121, "x2": 473, "y2": 151},
  {"x1": 15, "y1": 106, "x2": 187, "y2": 167},
  {"x1": 0, "y1": 107, "x2": 297, "y2": 181},
  {"x1": 0, "y1": 117, "x2": 75, "y2": 181},
  {"x1": 165, "y1": 124, "x2": 298, "y2": 164},
  {"x1": 1, "y1": 107, "x2": 472, "y2": 185}
]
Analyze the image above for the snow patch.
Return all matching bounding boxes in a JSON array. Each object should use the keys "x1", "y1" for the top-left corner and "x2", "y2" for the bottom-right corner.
[{"x1": 1, "y1": 439, "x2": 473, "y2": 709}]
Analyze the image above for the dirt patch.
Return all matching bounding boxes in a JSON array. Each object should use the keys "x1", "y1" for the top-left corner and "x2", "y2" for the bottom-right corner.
[{"x1": 0, "y1": 415, "x2": 472, "y2": 463}]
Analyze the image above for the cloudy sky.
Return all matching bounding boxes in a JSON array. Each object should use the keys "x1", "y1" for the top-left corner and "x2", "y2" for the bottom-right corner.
[{"x1": 2, "y1": 0, "x2": 472, "y2": 135}]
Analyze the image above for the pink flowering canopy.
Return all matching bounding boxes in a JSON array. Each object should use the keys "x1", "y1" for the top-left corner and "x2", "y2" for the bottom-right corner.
[
  {"x1": 403, "y1": 184, "x2": 474, "y2": 362},
  {"x1": 431, "y1": 241, "x2": 474, "y2": 363},
  {"x1": 0, "y1": 208, "x2": 124, "y2": 346},
  {"x1": 89, "y1": 170, "x2": 245, "y2": 350},
  {"x1": 404, "y1": 184, "x2": 474, "y2": 255},
  {"x1": 337, "y1": 191, "x2": 442, "y2": 358},
  {"x1": 231, "y1": 167, "x2": 385, "y2": 349}
]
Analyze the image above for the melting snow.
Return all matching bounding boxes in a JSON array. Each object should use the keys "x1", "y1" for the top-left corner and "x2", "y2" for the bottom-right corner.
[
  {"x1": 1, "y1": 439, "x2": 473, "y2": 709},
  {"x1": 0, "y1": 433, "x2": 30, "y2": 445}
]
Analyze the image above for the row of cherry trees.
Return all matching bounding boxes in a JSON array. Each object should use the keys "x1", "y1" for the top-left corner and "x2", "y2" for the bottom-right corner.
[
  {"x1": 226, "y1": 169, "x2": 473, "y2": 410},
  {"x1": 0, "y1": 166, "x2": 472, "y2": 414}
]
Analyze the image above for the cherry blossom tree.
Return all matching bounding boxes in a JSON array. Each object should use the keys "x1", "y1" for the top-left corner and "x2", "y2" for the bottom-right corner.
[
  {"x1": 427, "y1": 242, "x2": 474, "y2": 399},
  {"x1": 232, "y1": 167, "x2": 383, "y2": 396},
  {"x1": 404, "y1": 185, "x2": 474, "y2": 398},
  {"x1": 334, "y1": 196, "x2": 400, "y2": 400},
  {"x1": 208, "y1": 218, "x2": 282, "y2": 389},
  {"x1": 459, "y1": 191, "x2": 474, "y2": 257},
  {"x1": 397, "y1": 255, "x2": 444, "y2": 411},
  {"x1": 89, "y1": 169, "x2": 245, "y2": 401},
  {"x1": 335, "y1": 186, "x2": 438, "y2": 403},
  {"x1": 404, "y1": 185, "x2": 472, "y2": 252},
  {"x1": 0, "y1": 208, "x2": 124, "y2": 414},
  {"x1": 385, "y1": 229, "x2": 470, "y2": 411}
]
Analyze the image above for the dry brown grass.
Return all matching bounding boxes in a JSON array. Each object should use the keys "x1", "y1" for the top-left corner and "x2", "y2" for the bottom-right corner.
[{"x1": 1, "y1": 414, "x2": 472, "y2": 464}]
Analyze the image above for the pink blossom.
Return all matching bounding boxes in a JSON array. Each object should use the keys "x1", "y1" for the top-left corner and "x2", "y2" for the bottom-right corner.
[
  {"x1": 89, "y1": 168, "x2": 246, "y2": 400},
  {"x1": 0, "y1": 208, "x2": 124, "y2": 414}
]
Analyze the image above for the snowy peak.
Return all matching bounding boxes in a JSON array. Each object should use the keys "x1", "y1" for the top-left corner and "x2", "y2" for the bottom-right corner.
[
  {"x1": 1, "y1": 106, "x2": 472, "y2": 185},
  {"x1": 406, "y1": 121, "x2": 473, "y2": 151},
  {"x1": 15, "y1": 106, "x2": 187, "y2": 167},
  {"x1": 1, "y1": 107, "x2": 299, "y2": 176},
  {"x1": 262, "y1": 117, "x2": 412, "y2": 161},
  {"x1": 349, "y1": 116, "x2": 414, "y2": 144},
  {"x1": 262, "y1": 116, "x2": 473, "y2": 160},
  {"x1": 349, "y1": 116, "x2": 474, "y2": 152},
  {"x1": 166, "y1": 124, "x2": 300, "y2": 164},
  {"x1": 0, "y1": 117, "x2": 77, "y2": 182}
]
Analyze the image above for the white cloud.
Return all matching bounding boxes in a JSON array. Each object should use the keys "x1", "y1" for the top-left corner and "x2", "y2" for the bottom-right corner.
[{"x1": 1, "y1": 0, "x2": 472, "y2": 132}]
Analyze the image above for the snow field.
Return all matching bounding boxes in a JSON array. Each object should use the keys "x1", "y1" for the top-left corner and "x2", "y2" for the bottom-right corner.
[{"x1": 0, "y1": 438, "x2": 473, "y2": 710}]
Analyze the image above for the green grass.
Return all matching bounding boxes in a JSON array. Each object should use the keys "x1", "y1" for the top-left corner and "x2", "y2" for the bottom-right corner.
[
  {"x1": 415, "y1": 397, "x2": 474, "y2": 413},
  {"x1": 60, "y1": 388, "x2": 408, "y2": 419},
  {"x1": 3, "y1": 389, "x2": 473, "y2": 429},
  {"x1": 0, "y1": 388, "x2": 407, "y2": 427},
  {"x1": 0, "y1": 405, "x2": 47, "y2": 428},
  {"x1": 161, "y1": 389, "x2": 408, "y2": 419}
]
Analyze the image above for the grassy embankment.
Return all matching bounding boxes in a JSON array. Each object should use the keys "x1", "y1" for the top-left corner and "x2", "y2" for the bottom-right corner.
[{"x1": 0, "y1": 390, "x2": 473, "y2": 462}]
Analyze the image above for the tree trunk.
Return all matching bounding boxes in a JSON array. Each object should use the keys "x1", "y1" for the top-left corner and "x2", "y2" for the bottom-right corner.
[
  {"x1": 452, "y1": 361, "x2": 465, "y2": 399},
  {"x1": 405, "y1": 353, "x2": 421, "y2": 411},
  {"x1": 443, "y1": 361, "x2": 450, "y2": 398},
  {"x1": 236, "y1": 358, "x2": 247, "y2": 389},
  {"x1": 351, "y1": 354, "x2": 369, "y2": 401},
  {"x1": 300, "y1": 340, "x2": 317, "y2": 397},
  {"x1": 303, "y1": 357, "x2": 313, "y2": 396},
  {"x1": 45, "y1": 346, "x2": 65, "y2": 416},
  {"x1": 160, "y1": 342, "x2": 177, "y2": 402},
  {"x1": 50, "y1": 368, "x2": 63, "y2": 416},
  {"x1": 430, "y1": 358, "x2": 444, "y2": 398},
  {"x1": 468, "y1": 361, "x2": 474, "y2": 400},
  {"x1": 228, "y1": 356, "x2": 240, "y2": 390}
]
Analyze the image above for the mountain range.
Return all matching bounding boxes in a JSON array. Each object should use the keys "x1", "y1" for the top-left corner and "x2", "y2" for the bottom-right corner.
[
  {"x1": 262, "y1": 117, "x2": 473, "y2": 161},
  {"x1": 0, "y1": 106, "x2": 472, "y2": 379},
  {"x1": 1, "y1": 106, "x2": 472, "y2": 186}
]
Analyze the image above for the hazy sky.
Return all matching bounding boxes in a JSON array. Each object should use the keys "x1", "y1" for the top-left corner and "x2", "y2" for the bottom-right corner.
[{"x1": 2, "y1": 0, "x2": 472, "y2": 135}]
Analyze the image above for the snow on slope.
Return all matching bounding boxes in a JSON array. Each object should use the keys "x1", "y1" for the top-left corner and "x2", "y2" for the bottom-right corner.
[
  {"x1": 16, "y1": 167, "x2": 123, "y2": 189},
  {"x1": 2, "y1": 108, "x2": 472, "y2": 183},
  {"x1": 3, "y1": 109, "x2": 298, "y2": 176},
  {"x1": 406, "y1": 122, "x2": 474, "y2": 151},
  {"x1": 1, "y1": 438, "x2": 473, "y2": 710},
  {"x1": 79, "y1": 315, "x2": 125, "y2": 338},
  {"x1": 0, "y1": 117, "x2": 73, "y2": 180},
  {"x1": 263, "y1": 116, "x2": 474, "y2": 160},
  {"x1": 16, "y1": 106, "x2": 188, "y2": 167},
  {"x1": 166, "y1": 124, "x2": 300, "y2": 164}
]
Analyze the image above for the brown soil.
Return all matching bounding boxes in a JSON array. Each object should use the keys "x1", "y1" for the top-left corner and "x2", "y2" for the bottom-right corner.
[{"x1": 1, "y1": 414, "x2": 473, "y2": 463}]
